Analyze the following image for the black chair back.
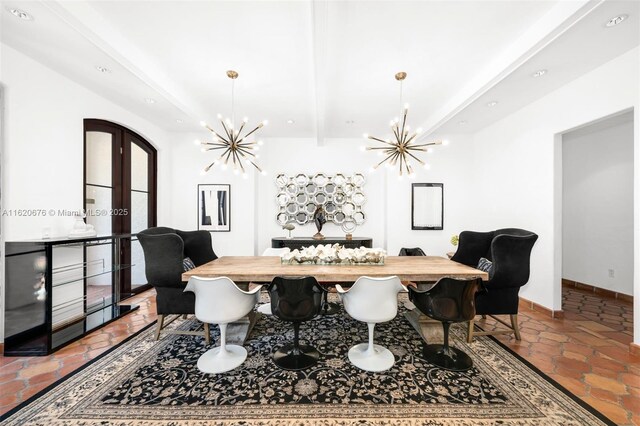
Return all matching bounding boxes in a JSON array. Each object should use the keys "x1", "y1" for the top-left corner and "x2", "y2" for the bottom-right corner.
[
  {"x1": 399, "y1": 247, "x2": 426, "y2": 256},
  {"x1": 138, "y1": 232, "x2": 184, "y2": 288},
  {"x1": 176, "y1": 230, "x2": 218, "y2": 266},
  {"x1": 268, "y1": 276, "x2": 325, "y2": 322},
  {"x1": 489, "y1": 233, "x2": 538, "y2": 288},
  {"x1": 409, "y1": 277, "x2": 483, "y2": 322},
  {"x1": 450, "y1": 230, "x2": 494, "y2": 266}
]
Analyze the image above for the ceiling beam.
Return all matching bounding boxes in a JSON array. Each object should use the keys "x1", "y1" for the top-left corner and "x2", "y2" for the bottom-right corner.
[{"x1": 310, "y1": 0, "x2": 329, "y2": 146}]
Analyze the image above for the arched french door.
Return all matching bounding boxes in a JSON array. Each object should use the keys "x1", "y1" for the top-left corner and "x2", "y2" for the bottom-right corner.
[{"x1": 84, "y1": 119, "x2": 157, "y2": 298}]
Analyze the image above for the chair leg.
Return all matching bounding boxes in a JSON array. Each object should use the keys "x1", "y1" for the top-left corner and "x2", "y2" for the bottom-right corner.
[
  {"x1": 155, "y1": 314, "x2": 165, "y2": 340},
  {"x1": 217, "y1": 323, "x2": 230, "y2": 357},
  {"x1": 204, "y1": 323, "x2": 211, "y2": 345},
  {"x1": 511, "y1": 314, "x2": 521, "y2": 340},
  {"x1": 366, "y1": 323, "x2": 376, "y2": 356},
  {"x1": 467, "y1": 318, "x2": 475, "y2": 343},
  {"x1": 182, "y1": 314, "x2": 188, "y2": 320},
  {"x1": 441, "y1": 322, "x2": 451, "y2": 355}
]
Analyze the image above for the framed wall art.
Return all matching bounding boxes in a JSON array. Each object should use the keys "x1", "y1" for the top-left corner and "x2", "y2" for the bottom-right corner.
[{"x1": 198, "y1": 184, "x2": 230, "y2": 232}]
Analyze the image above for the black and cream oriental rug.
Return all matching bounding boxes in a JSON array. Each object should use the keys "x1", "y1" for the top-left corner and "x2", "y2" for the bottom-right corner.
[{"x1": 1, "y1": 305, "x2": 614, "y2": 426}]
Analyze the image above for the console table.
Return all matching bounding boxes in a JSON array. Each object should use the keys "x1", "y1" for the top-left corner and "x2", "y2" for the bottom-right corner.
[
  {"x1": 272, "y1": 237, "x2": 373, "y2": 250},
  {"x1": 4, "y1": 235, "x2": 138, "y2": 356}
]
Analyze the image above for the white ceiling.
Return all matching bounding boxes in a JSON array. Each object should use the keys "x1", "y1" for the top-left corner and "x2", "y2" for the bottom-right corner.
[{"x1": 1, "y1": 0, "x2": 638, "y2": 141}]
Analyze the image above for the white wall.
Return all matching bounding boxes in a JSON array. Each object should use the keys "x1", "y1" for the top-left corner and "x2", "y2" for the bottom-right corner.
[
  {"x1": 169, "y1": 135, "x2": 475, "y2": 258},
  {"x1": 562, "y1": 114, "x2": 634, "y2": 295},
  {"x1": 0, "y1": 45, "x2": 174, "y2": 341},
  {"x1": 470, "y1": 47, "x2": 639, "y2": 342}
]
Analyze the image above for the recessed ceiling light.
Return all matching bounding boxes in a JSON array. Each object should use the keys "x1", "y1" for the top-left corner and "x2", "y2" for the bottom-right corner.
[
  {"x1": 175, "y1": 119, "x2": 183, "y2": 124},
  {"x1": 9, "y1": 8, "x2": 32, "y2": 20},
  {"x1": 606, "y1": 14, "x2": 628, "y2": 27},
  {"x1": 144, "y1": 98, "x2": 156, "y2": 104},
  {"x1": 95, "y1": 66, "x2": 110, "y2": 73},
  {"x1": 486, "y1": 101, "x2": 498, "y2": 107},
  {"x1": 286, "y1": 119, "x2": 295, "y2": 124},
  {"x1": 458, "y1": 120, "x2": 468, "y2": 125},
  {"x1": 532, "y1": 69, "x2": 547, "y2": 78}
]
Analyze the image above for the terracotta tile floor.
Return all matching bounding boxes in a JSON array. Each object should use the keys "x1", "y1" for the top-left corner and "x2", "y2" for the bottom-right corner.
[{"x1": 1, "y1": 288, "x2": 639, "y2": 425}]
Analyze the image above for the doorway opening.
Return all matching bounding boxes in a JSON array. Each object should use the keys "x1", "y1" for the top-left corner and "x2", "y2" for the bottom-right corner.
[{"x1": 560, "y1": 110, "x2": 634, "y2": 346}]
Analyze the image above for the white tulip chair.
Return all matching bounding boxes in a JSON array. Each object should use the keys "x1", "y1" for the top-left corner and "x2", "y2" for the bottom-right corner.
[
  {"x1": 336, "y1": 276, "x2": 407, "y2": 372},
  {"x1": 257, "y1": 248, "x2": 290, "y2": 315},
  {"x1": 184, "y1": 276, "x2": 262, "y2": 374}
]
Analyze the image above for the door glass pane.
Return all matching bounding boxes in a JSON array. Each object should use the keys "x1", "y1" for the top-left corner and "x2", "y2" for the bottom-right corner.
[
  {"x1": 131, "y1": 239, "x2": 146, "y2": 290},
  {"x1": 131, "y1": 143, "x2": 148, "y2": 192},
  {"x1": 85, "y1": 186, "x2": 112, "y2": 235},
  {"x1": 86, "y1": 131, "x2": 112, "y2": 187},
  {"x1": 131, "y1": 191, "x2": 148, "y2": 234}
]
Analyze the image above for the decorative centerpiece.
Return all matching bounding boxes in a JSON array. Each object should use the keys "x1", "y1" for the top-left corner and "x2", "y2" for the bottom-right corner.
[{"x1": 281, "y1": 243, "x2": 386, "y2": 265}]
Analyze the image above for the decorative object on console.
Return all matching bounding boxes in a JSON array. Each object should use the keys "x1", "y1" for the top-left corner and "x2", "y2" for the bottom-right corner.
[
  {"x1": 275, "y1": 172, "x2": 366, "y2": 227},
  {"x1": 198, "y1": 184, "x2": 230, "y2": 232},
  {"x1": 341, "y1": 220, "x2": 357, "y2": 240},
  {"x1": 451, "y1": 234, "x2": 459, "y2": 246},
  {"x1": 363, "y1": 72, "x2": 445, "y2": 177},
  {"x1": 281, "y1": 244, "x2": 385, "y2": 265},
  {"x1": 411, "y1": 183, "x2": 443, "y2": 230},
  {"x1": 68, "y1": 212, "x2": 97, "y2": 238},
  {"x1": 196, "y1": 70, "x2": 267, "y2": 177},
  {"x1": 312, "y1": 205, "x2": 326, "y2": 240},
  {"x1": 282, "y1": 223, "x2": 295, "y2": 239}
]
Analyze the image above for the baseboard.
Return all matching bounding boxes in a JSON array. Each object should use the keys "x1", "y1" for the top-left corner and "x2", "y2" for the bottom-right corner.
[
  {"x1": 519, "y1": 297, "x2": 564, "y2": 319},
  {"x1": 630, "y1": 342, "x2": 640, "y2": 356},
  {"x1": 562, "y1": 279, "x2": 633, "y2": 303}
]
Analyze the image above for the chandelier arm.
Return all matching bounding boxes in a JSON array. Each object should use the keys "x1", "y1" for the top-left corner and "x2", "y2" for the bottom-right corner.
[
  {"x1": 248, "y1": 160, "x2": 263, "y2": 172},
  {"x1": 366, "y1": 146, "x2": 395, "y2": 150},
  {"x1": 222, "y1": 149, "x2": 234, "y2": 165},
  {"x1": 374, "y1": 152, "x2": 398, "y2": 169},
  {"x1": 398, "y1": 153, "x2": 405, "y2": 176},
  {"x1": 368, "y1": 136, "x2": 396, "y2": 146},
  {"x1": 242, "y1": 125, "x2": 263, "y2": 140},
  {"x1": 392, "y1": 125, "x2": 400, "y2": 143},
  {"x1": 406, "y1": 146, "x2": 430, "y2": 152},
  {"x1": 204, "y1": 142, "x2": 229, "y2": 147},
  {"x1": 400, "y1": 109, "x2": 408, "y2": 140},
  {"x1": 236, "y1": 140, "x2": 256, "y2": 147},
  {"x1": 236, "y1": 121, "x2": 246, "y2": 137},
  {"x1": 409, "y1": 141, "x2": 441, "y2": 148},
  {"x1": 403, "y1": 133, "x2": 418, "y2": 146},
  {"x1": 405, "y1": 150, "x2": 426, "y2": 165},
  {"x1": 210, "y1": 131, "x2": 231, "y2": 144},
  {"x1": 206, "y1": 147, "x2": 229, "y2": 151},
  {"x1": 405, "y1": 157, "x2": 412, "y2": 176},
  {"x1": 236, "y1": 147, "x2": 257, "y2": 157},
  {"x1": 220, "y1": 120, "x2": 235, "y2": 141},
  {"x1": 235, "y1": 151, "x2": 246, "y2": 173}
]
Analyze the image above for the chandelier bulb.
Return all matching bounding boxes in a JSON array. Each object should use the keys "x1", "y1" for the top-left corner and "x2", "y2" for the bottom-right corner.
[
  {"x1": 423, "y1": 163, "x2": 431, "y2": 170},
  {"x1": 261, "y1": 170, "x2": 267, "y2": 176},
  {"x1": 360, "y1": 145, "x2": 367, "y2": 152},
  {"x1": 416, "y1": 127, "x2": 423, "y2": 134},
  {"x1": 442, "y1": 139, "x2": 450, "y2": 146},
  {"x1": 404, "y1": 103, "x2": 410, "y2": 110},
  {"x1": 221, "y1": 164, "x2": 228, "y2": 170},
  {"x1": 243, "y1": 116, "x2": 249, "y2": 123},
  {"x1": 200, "y1": 170, "x2": 207, "y2": 176},
  {"x1": 199, "y1": 121, "x2": 207, "y2": 127},
  {"x1": 427, "y1": 148, "x2": 433, "y2": 153},
  {"x1": 194, "y1": 139, "x2": 201, "y2": 145},
  {"x1": 233, "y1": 169, "x2": 239, "y2": 175},
  {"x1": 253, "y1": 145, "x2": 260, "y2": 151},
  {"x1": 368, "y1": 167, "x2": 376, "y2": 174},
  {"x1": 200, "y1": 148, "x2": 207, "y2": 153},
  {"x1": 242, "y1": 173, "x2": 248, "y2": 179},
  {"x1": 217, "y1": 113, "x2": 223, "y2": 120},
  {"x1": 257, "y1": 140, "x2": 264, "y2": 146},
  {"x1": 255, "y1": 154, "x2": 260, "y2": 159},
  {"x1": 262, "y1": 119, "x2": 269, "y2": 126}
]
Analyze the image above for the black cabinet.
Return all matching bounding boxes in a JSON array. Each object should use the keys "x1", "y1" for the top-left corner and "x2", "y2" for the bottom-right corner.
[
  {"x1": 4, "y1": 235, "x2": 138, "y2": 356},
  {"x1": 272, "y1": 237, "x2": 373, "y2": 251}
]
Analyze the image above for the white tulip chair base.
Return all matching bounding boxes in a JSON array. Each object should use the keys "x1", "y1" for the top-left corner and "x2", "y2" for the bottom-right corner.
[
  {"x1": 348, "y1": 343, "x2": 395, "y2": 372},
  {"x1": 197, "y1": 345, "x2": 248, "y2": 374}
]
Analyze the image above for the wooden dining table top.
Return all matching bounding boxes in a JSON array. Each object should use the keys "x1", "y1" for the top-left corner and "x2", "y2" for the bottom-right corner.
[{"x1": 182, "y1": 255, "x2": 488, "y2": 283}]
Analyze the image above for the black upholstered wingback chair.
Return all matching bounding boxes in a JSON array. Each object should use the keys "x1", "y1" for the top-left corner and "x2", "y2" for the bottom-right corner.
[
  {"x1": 268, "y1": 276, "x2": 326, "y2": 370},
  {"x1": 398, "y1": 247, "x2": 426, "y2": 256},
  {"x1": 409, "y1": 277, "x2": 484, "y2": 371},
  {"x1": 138, "y1": 227, "x2": 218, "y2": 342},
  {"x1": 450, "y1": 228, "x2": 538, "y2": 342}
]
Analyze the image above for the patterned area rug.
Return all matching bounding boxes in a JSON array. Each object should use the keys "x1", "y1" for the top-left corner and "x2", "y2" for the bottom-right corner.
[{"x1": 2, "y1": 304, "x2": 613, "y2": 426}]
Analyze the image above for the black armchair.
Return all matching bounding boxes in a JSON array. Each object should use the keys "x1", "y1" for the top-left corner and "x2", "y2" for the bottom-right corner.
[
  {"x1": 138, "y1": 227, "x2": 218, "y2": 342},
  {"x1": 398, "y1": 247, "x2": 426, "y2": 256},
  {"x1": 451, "y1": 228, "x2": 538, "y2": 342},
  {"x1": 409, "y1": 277, "x2": 483, "y2": 371},
  {"x1": 268, "y1": 276, "x2": 326, "y2": 370}
]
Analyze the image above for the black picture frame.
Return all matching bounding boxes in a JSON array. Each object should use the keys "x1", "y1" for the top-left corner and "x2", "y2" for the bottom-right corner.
[
  {"x1": 198, "y1": 184, "x2": 230, "y2": 232},
  {"x1": 411, "y1": 183, "x2": 444, "y2": 230}
]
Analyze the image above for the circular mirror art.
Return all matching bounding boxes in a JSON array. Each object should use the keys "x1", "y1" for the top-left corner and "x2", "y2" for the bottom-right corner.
[
  {"x1": 342, "y1": 220, "x2": 357, "y2": 234},
  {"x1": 275, "y1": 173, "x2": 367, "y2": 226},
  {"x1": 312, "y1": 173, "x2": 328, "y2": 187},
  {"x1": 276, "y1": 174, "x2": 289, "y2": 187}
]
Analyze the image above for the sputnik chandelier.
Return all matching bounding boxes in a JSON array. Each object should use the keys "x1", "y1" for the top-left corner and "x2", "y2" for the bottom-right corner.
[
  {"x1": 197, "y1": 70, "x2": 267, "y2": 176},
  {"x1": 363, "y1": 72, "x2": 443, "y2": 177}
]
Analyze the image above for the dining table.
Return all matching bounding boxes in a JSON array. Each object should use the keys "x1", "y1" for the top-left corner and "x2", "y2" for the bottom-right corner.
[{"x1": 182, "y1": 255, "x2": 488, "y2": 344}]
